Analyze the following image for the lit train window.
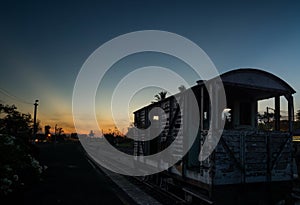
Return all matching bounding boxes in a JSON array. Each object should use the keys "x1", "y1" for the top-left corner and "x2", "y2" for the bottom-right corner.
[
  {"x1": 204, "y1": 112, "x2": 208, "y2": 120},
  {"x1": 153, "y1": 115, "x2": 159, "y2": 120},
  {"x1": 222, "y1": 108, "x2": 232, "y2": 122}
]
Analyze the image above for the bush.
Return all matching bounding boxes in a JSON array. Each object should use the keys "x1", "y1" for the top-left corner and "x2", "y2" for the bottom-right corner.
[{"x1": 0, "y1": 134, "x2": 43, "y2": 199}]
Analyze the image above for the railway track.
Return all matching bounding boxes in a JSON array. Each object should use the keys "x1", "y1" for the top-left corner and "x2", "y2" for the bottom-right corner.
[
  {"x1": 83, "y1": 146, "x2": 212, "y2": 205},
  {"x1": 85, "y1": 153, "x2": 184, "y2": 204},
  {"x1": 79, "y1": 137, "x2": 214, "y2": 205},
  {"x1": 127, "y1": 176, "x2": 186, "y2": 205},
  {"x1": 115, "y1": 147, "x2": 213, "y2": 204}
]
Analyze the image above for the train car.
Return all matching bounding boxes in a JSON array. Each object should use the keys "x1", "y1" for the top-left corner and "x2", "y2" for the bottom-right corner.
[{"x1": 133, "y1": 68, "x2": 297, "y2": 204}]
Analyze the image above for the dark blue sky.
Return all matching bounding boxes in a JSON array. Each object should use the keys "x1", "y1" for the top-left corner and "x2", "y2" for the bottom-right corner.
[{"x1": 1, "y1": 0, "x2": 300, "y2": 133}]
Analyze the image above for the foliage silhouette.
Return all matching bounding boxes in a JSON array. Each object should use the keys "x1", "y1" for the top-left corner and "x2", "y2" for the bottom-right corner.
[
  {"x1": 154, "y1": 90, "x2": 167, "y2": 102},
  {"x1": 0, "y1": 104, "x2": 43, "y2": 201}
]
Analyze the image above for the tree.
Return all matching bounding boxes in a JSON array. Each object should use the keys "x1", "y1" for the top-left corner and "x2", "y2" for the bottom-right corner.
[
  {"x1": 0, "y1": 104, "x2": 43, "y2": 199},
  {"x1": 257, "y1": 111, "x2": 275, "y2": 131},
  {"x1": 57, "y1": 127, "x2": 64, "y2": 136},
  {"x1": 178, "y1": 85, "x2": 186, "y2": 93},
  {"x1": 0, "y1": 104, "x2": 33, "y2": 142},
  {"x1": 297, "y1": 110, "x2": 300, "y2": 121},
  {"x1": 70, "y1": 133, "x2": 78, "y2": 139},
  {"x1": 154, "y1": 90, "x2": 167, "y2": 102},
  {"x1": 258, "y1": 111, "x2": 275, "y2": 123},
  {"x1": 45, "y1": 125, "x2": 51, "y2": 135}
]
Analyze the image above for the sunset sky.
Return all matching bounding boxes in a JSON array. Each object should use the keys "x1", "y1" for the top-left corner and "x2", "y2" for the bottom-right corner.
[{"x1": 1, "y1": 0, "x2": 300, "y2": 135}]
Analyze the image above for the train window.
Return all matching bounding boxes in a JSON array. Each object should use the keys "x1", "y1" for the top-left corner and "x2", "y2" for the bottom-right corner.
[
  {"x1": 222, "y1": 108, "x2": 231, "y2": 122},
  {"x1": 153, "y1": 115, "x2": 159, "y2": 120},
  {"x1": 204, "y1": 112, "x2": 208, "y2": 120},
  {"x1": 222, "y1": 108, "x2": 232, "y2": 129},
  {"x1": 203, "y1": 111, "x2": 210, "y2": 130}
]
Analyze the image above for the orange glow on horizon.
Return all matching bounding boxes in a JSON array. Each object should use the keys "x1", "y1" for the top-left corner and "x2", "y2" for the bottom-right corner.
[{"x1": 39, "y1": 114, "x2": 130, "y2": 136}]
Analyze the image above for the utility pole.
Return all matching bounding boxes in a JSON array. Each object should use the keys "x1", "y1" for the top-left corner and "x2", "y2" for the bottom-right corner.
[
  {"x1": 267, "y1": 107, "x2": 269, "y2": 125},
  {"x1": 33, "y1": 99, "x2": 39, "y2": 142},
  {"x1": 55, "y1": 124, "x2": 57, "y2": 135},
  {"x1": 55, "y1": 124, "x2": 57, "y2": 143}
]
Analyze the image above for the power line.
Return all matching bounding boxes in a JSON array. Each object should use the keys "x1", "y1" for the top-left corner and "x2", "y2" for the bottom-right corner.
[{"x1": 0, "y1": 87, "x2": 33, "y2": 105}]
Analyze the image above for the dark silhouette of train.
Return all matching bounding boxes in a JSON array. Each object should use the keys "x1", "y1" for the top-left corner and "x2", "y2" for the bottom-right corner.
[{"x1": 133, "y1": 68, "x2": 297, "y2": 204}]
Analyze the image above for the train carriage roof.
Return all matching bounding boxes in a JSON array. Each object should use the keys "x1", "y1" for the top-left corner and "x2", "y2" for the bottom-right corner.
[
  {"x1": 219, "y1": 68, "x2": 295, "y2": 95},
  {"x1": 135, "y1": 68, "x2": 295, "y2": 113},
  {"x1": 196, "y1": 68, "x2": 295, "y2": 100}
]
